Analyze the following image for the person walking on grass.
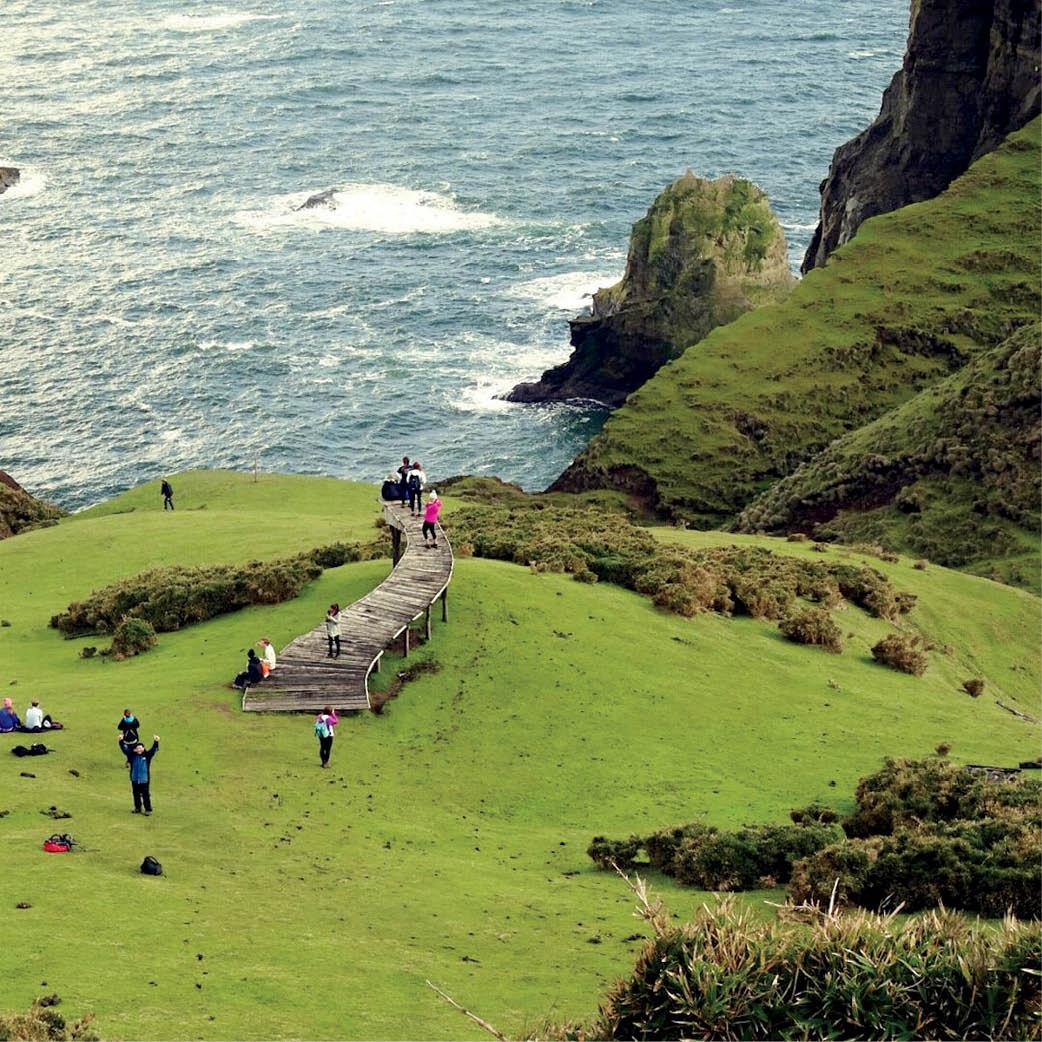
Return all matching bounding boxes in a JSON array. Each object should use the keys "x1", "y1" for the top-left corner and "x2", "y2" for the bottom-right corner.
[
  {"x1": 407, "y1": 461, "x2": 426, "y2": 516},
  {"x1": 128, "y1": 735, "x2": 160, "y2": 815},
  {"x1": 422, "y1": 491, "x2": 442, "y2": 548},
  {"x1": 325, "y1": 603, "x2": 341, "y2": 658},
  {"x1": 161, "y1": 479, "x2": 174, "y2": 511},
  {"x1": 314, "y1": 706, "x2": 338, "y2": 768}
]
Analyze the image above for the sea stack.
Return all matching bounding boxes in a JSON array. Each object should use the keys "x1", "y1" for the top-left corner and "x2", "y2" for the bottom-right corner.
[
  {"x1": 506, "y1": 172, "x2": 794, "y2": 408},
  {"x1": 0, "y1": 167, "x2": 20, "y2": 195},
  {"x1": 802, "y1": 0, "x2": 1041, "y2": 272}
]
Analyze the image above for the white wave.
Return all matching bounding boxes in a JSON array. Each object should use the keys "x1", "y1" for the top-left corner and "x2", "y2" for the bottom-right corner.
[
  {"x1": 159, "y1": 428, "x2": 185, "y2": 443},
  {"x1": 0, "y1": 169, "x2": 47, "y2": 201},
  {"x1": 236, "y1": 184, "x2": 505, "y2": 236},
  {"x1": 847, "y1": 50, "x2": 878, "y2": 60},
  {"x1": 782, "y1": 220, "x2": 819, "y2": 232},
  {"x1": 507, "y1": 270, "x2": 619, "y2": 312},
  {"x1": 198, "y1": 339, "x2": 256, "y2": 352},
  {"x1": 163, "y1": 13, "x2": 280, "y2": 31}
]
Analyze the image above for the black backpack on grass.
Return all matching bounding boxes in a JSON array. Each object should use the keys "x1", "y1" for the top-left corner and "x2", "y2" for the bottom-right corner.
[{"x1": 140, "y1": 856, "x2": 162, "y2": 876}]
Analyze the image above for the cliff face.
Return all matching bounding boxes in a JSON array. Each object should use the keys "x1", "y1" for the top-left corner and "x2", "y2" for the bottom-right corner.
[
  {"x1": 0, "y1": 471, "x2": 64, "y2": 539},
  {"x1": 506, "y1": 173, "x2": 793, "y2": 408},
  {"x1": 0, "y1": 167, "x2": 20, "y2": 194},
  {"x1": 802, "y1": 0, "x2": 1041, "y2": 272}
]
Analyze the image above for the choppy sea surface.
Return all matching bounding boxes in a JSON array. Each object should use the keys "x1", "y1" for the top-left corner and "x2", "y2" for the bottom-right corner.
[{"x1": 0, "y1": 0, "x2": 906, "y2": 509}]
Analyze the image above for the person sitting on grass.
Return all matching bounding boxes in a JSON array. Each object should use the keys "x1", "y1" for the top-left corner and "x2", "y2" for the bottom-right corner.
[
  {"x1": 258, "y1": 638, "x2": 277, "y2": 674},
  {"x1": 0, "y1": 698, "x2": 20, "y2": 733},
  {"x1": 233, "y1": 649, "x2": 265, "y2": 689},
  {"x1": 422, "y1": 491, "x2": 442, "y2": 548},
  {"x1": 22, "y1": 700, "x2": 56, "y2": 732}
]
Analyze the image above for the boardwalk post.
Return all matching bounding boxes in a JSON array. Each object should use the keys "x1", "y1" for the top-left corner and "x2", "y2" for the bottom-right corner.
[
  {"x1": 391, "y1": 527, "x2": 402, "y2": 565},
  {"x1": 425, "y1": 605, "x2": 432, "y2": 641},
  {"x1": 402, "y1": 626, "x2": 410, "y2": 658},
  {"x1": 441, "y1": 588, "x2": 448, "y2": 622}
]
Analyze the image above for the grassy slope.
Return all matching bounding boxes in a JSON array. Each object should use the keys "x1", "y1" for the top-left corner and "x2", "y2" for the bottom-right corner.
[
  {"x1": 562, "y1": 120, "x2": 1041, "y2": 528},
  {"x1": 0, "y1": 472, "x2": 1038, "y2": 1040}
]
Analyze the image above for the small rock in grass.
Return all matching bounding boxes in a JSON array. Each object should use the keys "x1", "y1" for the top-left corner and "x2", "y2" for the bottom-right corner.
[
  {"x1": 19, "y1": 772, "x2": 35, "y2": 779},
  {"x1": 68, "y1": 769, "x2": 80, "y2": 777},
  {"x1": 16, "y1": 902, "x2": 31, "y2": 909}
]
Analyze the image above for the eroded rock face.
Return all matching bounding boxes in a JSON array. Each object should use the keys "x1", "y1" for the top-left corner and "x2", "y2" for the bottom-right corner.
[
  {"x1": 802, "y1": 0, "x2": 1041, "y2": 272},
  {"x1": 506, "y1": 172, "x2": 794, "y2": 408},
  {"x1": 0, "y1": 472, "x2": 65, "y2": 539},
  {"x1": 0, "y1": 167, "x2": 20, "y2": 195}
]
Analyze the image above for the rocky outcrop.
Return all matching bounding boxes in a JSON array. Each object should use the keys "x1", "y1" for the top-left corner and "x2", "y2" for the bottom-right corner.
[
  {"x1": 802, "y1": 0, "x2": 1041, "y2": 272},
  {"x1": 506, "y1": 173, "x2": 794, "y2": 408},
  {"x1": 0, "y1": 472, "x2": 65, "y2": 539},
  {"x1": 0, "y1": 167, "x2": 20, "y2": 195}
]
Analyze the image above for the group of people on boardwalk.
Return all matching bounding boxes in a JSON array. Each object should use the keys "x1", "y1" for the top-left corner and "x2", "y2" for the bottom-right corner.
[{"x1": 382, "y1": 456, "x2": 442, "y2": 548}]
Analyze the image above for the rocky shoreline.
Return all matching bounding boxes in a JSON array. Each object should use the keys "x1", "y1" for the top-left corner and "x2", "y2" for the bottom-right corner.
[{"x1": 0, "y1": 166, "x2": 20, "y2": 195}]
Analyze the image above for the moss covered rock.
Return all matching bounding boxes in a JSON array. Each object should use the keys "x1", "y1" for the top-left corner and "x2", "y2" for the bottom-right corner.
[
  {"x1": 0, "y1": 471, "x2": 65, "y2": 539},
  {"x1": 506, "y1": 172, "x2": 794, "y2": 407}
]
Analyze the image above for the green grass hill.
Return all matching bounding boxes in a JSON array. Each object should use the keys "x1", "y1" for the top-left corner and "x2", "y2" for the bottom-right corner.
[
  {"x1": 0, "y1": 471, "x2": 1038, "y2": 1039},
  {"x1": 554, "y1": 121, "x2": 1041, "y2": 567},
  {"x1": 735, "y1": 322, "x2": 1041, "y2": 593}
]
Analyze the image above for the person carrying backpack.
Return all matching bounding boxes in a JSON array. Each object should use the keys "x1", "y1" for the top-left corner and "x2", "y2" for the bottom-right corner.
[
  {"x1": 407, "y1": 461, "x2": 426, "y2": 516},
  {"x1": 128, "y1": 736, "x2": 160, "y2": 815},
  {"x1": 314, "y1": 706, "x2": 338, "y2": 768},
  {"x1": 117, "y1": 709, "x2": 141, "y2": 766},
  {"x1": 161, "y1": 479, "x2": 174, "y2": 511}
]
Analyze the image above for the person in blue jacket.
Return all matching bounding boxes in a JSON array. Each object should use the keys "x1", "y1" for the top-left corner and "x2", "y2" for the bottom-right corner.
[{"x1": 128, "y1": 736, "x2": 160, "y2": 815}]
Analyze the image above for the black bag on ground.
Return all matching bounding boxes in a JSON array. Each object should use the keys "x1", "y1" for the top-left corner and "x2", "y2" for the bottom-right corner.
[
  {"x1": 141, "y1": 855, "x2": 162, "y2": 876},
  {"x1": 29, "y1": 743, "x2": 48, "y2": 756},
  {"x1": 10, "y1": 745, "x2": 30, "y2": 757}
]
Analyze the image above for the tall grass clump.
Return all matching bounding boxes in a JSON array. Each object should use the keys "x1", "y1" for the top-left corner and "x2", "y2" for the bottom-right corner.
[{"x1": 539, "y1": 895, "x2": 1042, "y2": 1040}]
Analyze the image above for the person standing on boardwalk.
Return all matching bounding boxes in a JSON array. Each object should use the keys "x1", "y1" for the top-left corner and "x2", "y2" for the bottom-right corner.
[
  {"x1": 128, "y1": 735, "x2": 160, "y2": 815},
  {"x1": 314, "y1": 706, "x2": 338, "y2": 768},
  {"x1": 422, "y1": 491, "x2": 442, "y2": 548},
  {"x1": 161, "y1": 479, "x2": 174, "y2": 511},
  {"x1": 396, "y1": 457, "x2": 411, "y2": 505},
  {"x1": 325, "y1": 603, "x2": 341, "y2": 658},
  {"x1": 407, "y1": 461, "x2": 426, "y2": 516}
]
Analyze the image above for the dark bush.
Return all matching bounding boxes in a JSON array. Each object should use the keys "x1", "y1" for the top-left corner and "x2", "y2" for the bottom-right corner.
[
  {"x1": 963, "y1": 677, "x2": 985, "y2": 697},
  {"x1": 789, "y1": 801, "x2": 838, "y2": 825},
  {"x1": 108, "y1": 618, "x2": 157, "y2": 659},
  {"x1": 643, "y1": 823, "x2": 715, "y2": 875},
  {"x1": 0, "y1": 997, "x2": 98, "y2": 1041},
  {"x1": 779, "y1": 607, "x2": 843, "y2": 652},
  {"x1": 587, "y1": 835, "x2": 642, "y2": 870},
  {"x1": 788, "y1": 839, "x2": 878, "y2": 908},
  {"x1": 871, "y1": 633, "x2": 929, "y2": 675},
  {"x1": 540, "y1": 901, "x2": 1042, "y2": 1041}
]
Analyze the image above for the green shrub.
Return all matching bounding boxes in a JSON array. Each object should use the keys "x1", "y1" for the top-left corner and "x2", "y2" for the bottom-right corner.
[
  {"x1": 644, "y1": 823, "x2": 715, "y2": 874},
  {"x1": 540, "y1": 900, "x2": 1042, "y2": 1041},
  {"x1": 789, "y1": 801, "x2": 838, "y2": 825},
  {"x1": 108, "y1": 618, "x2": 157, "y2": 659},
  {"x1": 50, "y1": 538, "x2": 384, "y2": 639},
  {"x1": 779, "y1": 607, "x2": 843, "y2": 652},
  {"x1": 788, "y1": 839, "x2": 878, "y2": 908},
  {"x1": 0, "y1": 997, "x2": 98, "y2": 1041},
  {"x1": 586, "y1": 835, "x2": 642, "y2": 870},
  {"x1": 871, "y1": 632, "x2": 929, "y2": 675}
]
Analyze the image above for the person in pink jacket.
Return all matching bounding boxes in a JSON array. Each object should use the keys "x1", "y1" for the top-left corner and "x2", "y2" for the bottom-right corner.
[
  {"x1": 314, "y1": 706, "x2": 338, "y2": 768},
  {"x1": 422, "y1": 492, "x2": 442, "y2": 549}
]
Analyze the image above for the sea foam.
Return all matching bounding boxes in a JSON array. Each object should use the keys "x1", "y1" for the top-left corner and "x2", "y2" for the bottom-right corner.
[
  {"x1": 162, "y1": 13, "x2": 280, "y2": 31},
  {"x1": 508, "y1": 270, "x2": 619, "y2": 312},
  {"x1": 236, "y1": 184, "x2": 505, "y2": 235},
  {"x1": 0, "y1": 169, "x2": 47, "y2": 201}
]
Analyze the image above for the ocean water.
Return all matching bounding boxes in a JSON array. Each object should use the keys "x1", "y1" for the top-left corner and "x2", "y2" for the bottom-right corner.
[{"x1": 0, "y1": 0, "x2": 907, "y2": 509}]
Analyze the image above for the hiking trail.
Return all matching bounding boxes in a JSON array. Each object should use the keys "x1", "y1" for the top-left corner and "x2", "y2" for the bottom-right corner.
[{"x1": 242, "y1": 502, "x2": 453, "y2": 712}]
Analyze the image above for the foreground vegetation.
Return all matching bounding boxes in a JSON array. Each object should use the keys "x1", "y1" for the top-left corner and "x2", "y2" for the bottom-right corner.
[
  {"x1": 557, "y1": 120, "x2": 1041, "y2": 588},
  {"x1": 542, "y1": 898, "x2": 1041, "y2": 1040},
  {"x1": 0, "y1": 472, "x2": 1038, "y2": 1039}
]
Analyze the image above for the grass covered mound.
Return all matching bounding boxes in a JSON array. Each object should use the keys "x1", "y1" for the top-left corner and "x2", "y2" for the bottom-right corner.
[
  {"x1": 737, "y1": 322, "x2": 1042, "y2": 593},
  {"x1": 541, "y1": 899, "x2": 1042, "y2": 1041},
  {"x1": 448, "y1": 504, "x2": 914, "y2": 622},
  {"x1": 0, "y1": 471, "x2": 1039, "y2": 1039},
  {"x1": 0, "y1": 472, "x2": 65, "y2": 539},
  {"x1": 555, "y1": 121, "x2": 1041, "y2": 541}
]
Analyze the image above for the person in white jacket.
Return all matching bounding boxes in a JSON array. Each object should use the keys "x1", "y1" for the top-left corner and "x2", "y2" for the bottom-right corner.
[
  {"x1": 325, "y1": 604, "x2": 341, "y2": 658},
  {"x1": 24, "y1": 700, "x2": 46, "y2": 731},
  {"x1": 407, "y1": 462, "x2": 427, "y2": 515},
  {"x1": 258, "y1": 638, "x2": 278, "y2": 672}
]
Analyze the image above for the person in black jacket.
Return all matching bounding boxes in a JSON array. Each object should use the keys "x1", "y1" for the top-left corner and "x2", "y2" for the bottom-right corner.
[
  {"x1": 161, "y1": 479, "x2": 174, "y2": 511},
  {"x1": 117, "y1": 709, "x2": 141, "y2": 766},
  {"x1": 233, "y1": 649, "x2": 265, "y2": 689},
  {"x1": 128, "y1": 736, "x2": 160, "y2": 815}
]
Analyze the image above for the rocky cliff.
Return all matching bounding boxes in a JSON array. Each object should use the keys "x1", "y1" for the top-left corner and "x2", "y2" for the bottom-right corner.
[
  {"x1": 0, "y1": 167, "x2": 20, "y2": 195},
  {"x1": 0, "y1": 472, "x2": 64, "y2": 539},
  {"x1": 506, "y1": 173, "x2": 794, "y2": 407},
  {"x1": 802, "y1": 0, "x2": 1041, "y2": 272}
]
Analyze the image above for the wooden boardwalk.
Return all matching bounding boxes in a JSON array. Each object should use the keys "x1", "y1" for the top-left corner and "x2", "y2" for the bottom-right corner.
[{"x1": 242, "y1": 502, "x2": 453, "y2": 713}]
